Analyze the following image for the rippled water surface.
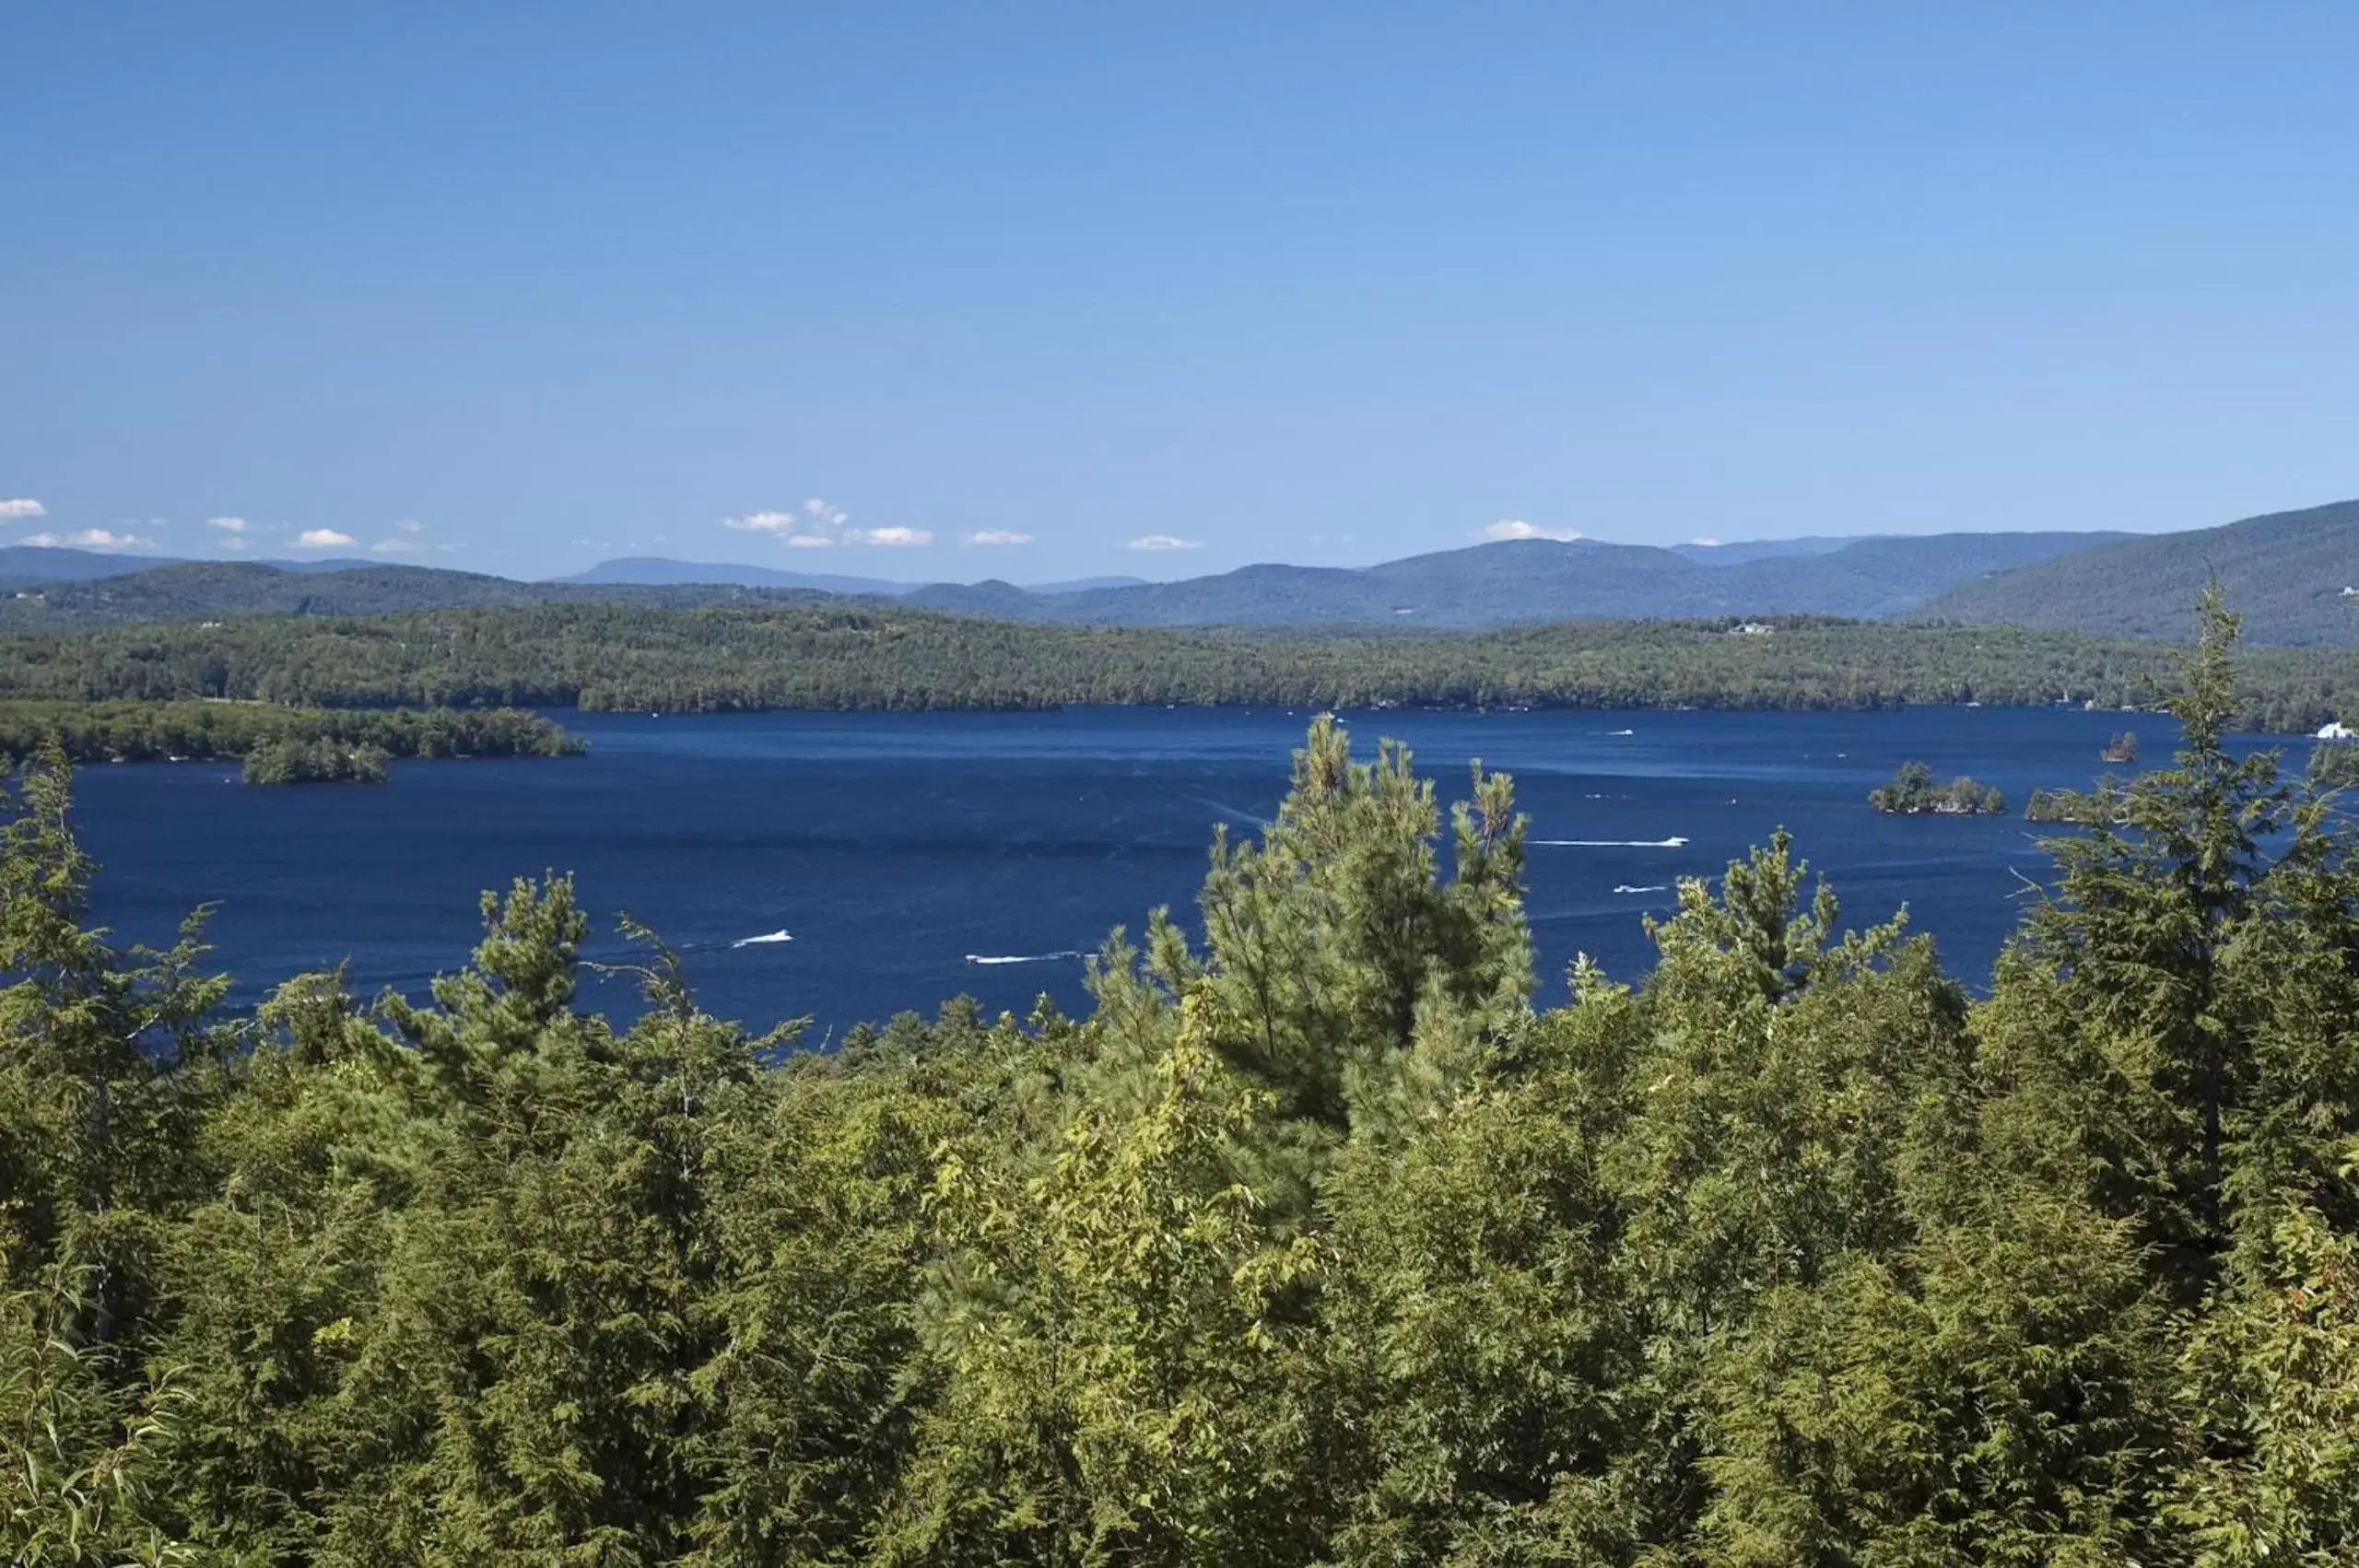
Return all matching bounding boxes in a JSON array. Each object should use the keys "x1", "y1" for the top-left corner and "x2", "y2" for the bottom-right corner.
[{"x1": 74, "y1": 705, "x2": 2275, "y2": 1036}]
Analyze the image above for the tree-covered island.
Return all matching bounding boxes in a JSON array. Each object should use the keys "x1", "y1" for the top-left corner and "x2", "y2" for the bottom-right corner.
[{"x1": 1867, "y1": 759, "x2": 2006, "y2": 814}]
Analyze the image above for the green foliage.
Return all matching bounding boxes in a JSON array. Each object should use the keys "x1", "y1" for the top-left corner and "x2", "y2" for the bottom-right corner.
[
  {"x1": 2025, "y1": 783, "x2": 2127, "y2": 824},
  {"x1": 2306, "y1": 736, "x2": 2359, "y2": 790},
  {"x1": 5, "y1": 598, "x2": 2359, "y2": 1561}
]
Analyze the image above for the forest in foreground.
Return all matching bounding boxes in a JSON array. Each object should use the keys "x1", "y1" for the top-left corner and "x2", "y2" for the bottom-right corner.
[
  {"x1": 5, "y1": 595, "x2": 2357, "y2": 1564},
  {"x1": 6, "y1": 599, "x2": 2359, "y2": 731}
]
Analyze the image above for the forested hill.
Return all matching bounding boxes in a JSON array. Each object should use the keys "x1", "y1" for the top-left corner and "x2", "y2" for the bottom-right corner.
[
  {"x1": 10, "y1": 600, "x2": 2359, "y2": 1561},
  {"x1": 6, "y1": 599, "x2": 2359, "y2": 729},
  {"x1": 1919, "y1": 498, "x2": 2359, "y2": 643}
]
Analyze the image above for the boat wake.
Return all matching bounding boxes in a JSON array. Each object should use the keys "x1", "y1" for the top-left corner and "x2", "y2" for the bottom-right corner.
[
  {"x1": 1534, "y1": 836, "x2": 1689, "y2": 848},
  {"x1": 965, "y1": 951, "x2": 1086, "y2": 966},
  {"x1": 1186, "y1": 795, "x2": 1276, "y2": 829},
  {"x1": 732, "y1": 929, "x2": 793, "y2": 948},
  {"x1": 1612, "y1": 883, "x2": 1670, "y2": 895}
]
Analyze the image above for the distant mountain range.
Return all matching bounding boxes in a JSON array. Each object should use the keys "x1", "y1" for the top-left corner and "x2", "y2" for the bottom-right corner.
[
  {"x1": 557, "y1": 532, "x2": 2124, "y2": 629},
  {"x1": 0, "y1": 505, "x2": 2349, "y2": 641},
  {"x1": 1917, "y1": 500, "x2": 2359, "y2": 645},
  {"x1": 889, "y1": 532, "x2": 2129, "y2": 629},
  {"x1": 0, "y1": 560, "x2": 848, "y2": 626},
  {"x1": 555, "y1": 556, "x2": 921, "y2": 594},
  {"x1": 0, "y1": 545, "x2": 433, "y2": 581}
]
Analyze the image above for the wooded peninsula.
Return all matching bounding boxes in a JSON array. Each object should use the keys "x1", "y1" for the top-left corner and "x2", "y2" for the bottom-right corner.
[
  {"x1": 4, "y1": 600, "x2": 2359, "y2": 729},
  {"x1": 0, "y1": 699, "x2": 583, "y2": 781}
]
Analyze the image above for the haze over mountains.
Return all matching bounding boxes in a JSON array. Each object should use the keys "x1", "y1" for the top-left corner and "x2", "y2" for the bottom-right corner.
[
  {"x1": 556, "y1": 556, "x2": 1152, "y2": 596},
  {"x1": 0, "y1": 544, "x2": 397, "y2": 579},
  {"x1": 3, "y1": 502, "x2": 2353, "y2": 642}
]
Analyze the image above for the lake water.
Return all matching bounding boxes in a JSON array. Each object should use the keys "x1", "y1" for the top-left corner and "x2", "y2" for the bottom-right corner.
[{"x1": 67, "y1": 706, "x2": 2272, "y2": 1038}]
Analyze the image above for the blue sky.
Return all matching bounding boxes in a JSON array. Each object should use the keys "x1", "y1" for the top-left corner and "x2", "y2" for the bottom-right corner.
[{"x1": 4, "y1": 3, "x2": 2354, "y2": 581}]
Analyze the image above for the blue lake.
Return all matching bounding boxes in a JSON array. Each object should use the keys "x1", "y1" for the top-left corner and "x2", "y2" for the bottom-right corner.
[{"x1": 68, "y1": 706, "x2": 2277, "y2": 1038}]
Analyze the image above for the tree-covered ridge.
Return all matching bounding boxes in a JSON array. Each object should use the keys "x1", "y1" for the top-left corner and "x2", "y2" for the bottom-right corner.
[
  {"x1": 1919, "y1": 497, "x2": 2359, "y2": 645},
  {"x1": 6, "y1": 599, "x2": 2359, "y2": 729},
  {"x1": 6, "y1": 592, "x2": 2359, "y2": 1562},
  {"x1": 0, "y1": 699, "x2": 583, "y2": 768}
]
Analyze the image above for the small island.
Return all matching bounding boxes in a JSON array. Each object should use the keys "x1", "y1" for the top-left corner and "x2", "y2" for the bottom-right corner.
[
  {"x1": 2101, "y1": 731, "x2": 2138, "y2": 764},
  {"x1": 1869, "y1": 760, "x2": 2005, "y2": 816}
]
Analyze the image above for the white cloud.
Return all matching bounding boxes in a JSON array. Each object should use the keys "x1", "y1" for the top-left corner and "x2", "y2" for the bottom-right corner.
[
  {"x1": 1127, "y1": 533, "x2": 1202, "y2": 552},
  {"x1": 295, "y1": 528, "x2": 358, "y2": 548},
  {"x1": 217, "y1": 536, "x2": 252, "y2": 552},
  {"x1": 1480, "y1": 520, "x2": 1584, "y2": 543},
  {"x1": 395, "y1": 518, "x2": 425, "y2": 533},
  {"x1": 24, "y1": 528, "x2": 148, "y2": 550},
  {"x1": 0, "y1": 498, "x2": 47, "y2": 519},
  {"x1": 729, "y1": 501, "x2": 851, "y2": 538},
  {"x1": 370, "y1": 537, "x2": 419, "y2": 554},
  {"x1": 724, "y1": 509, "x2": 800, "y2": 533},
  {"x1": 968, "y1": 530, "x2": 1035, "y2": 545},
  {"x1": 727, "y1": 498, "x2": 932, "y2": 548},
  {"x1": 1687, "y1": 536, "x2": 1721, "y2": 547},
  {"x1": 206, "y1": 516, "x2": 252, "y2": 532}
]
